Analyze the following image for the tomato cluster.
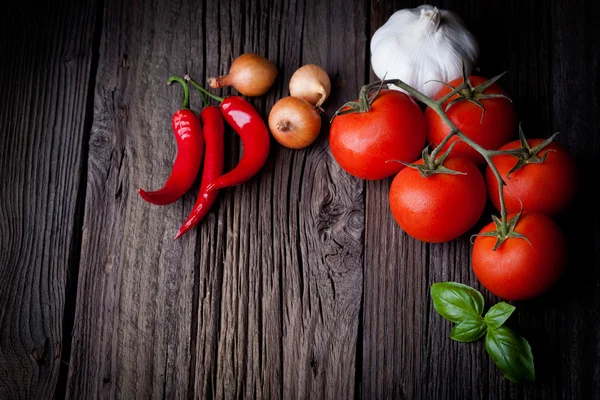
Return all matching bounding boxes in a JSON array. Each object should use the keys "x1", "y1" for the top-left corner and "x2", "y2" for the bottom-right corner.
[{"x1": 329, "y1": 75, "x2": 577, "y2": 301}]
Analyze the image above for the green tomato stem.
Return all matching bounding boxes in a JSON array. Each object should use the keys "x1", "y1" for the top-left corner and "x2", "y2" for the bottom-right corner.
[
  {"x1": 455, "y1": 132, "x2": 508, "y2": 223},
  {"x1": 437, "y1": 82, "x2": 469, "y2": 106},
  {"x1": 427, "y1": 126, "x2": 456, "y2": 169},
  {"x1": 487, "y1": 148, "x2": 528, "y2": 157}
]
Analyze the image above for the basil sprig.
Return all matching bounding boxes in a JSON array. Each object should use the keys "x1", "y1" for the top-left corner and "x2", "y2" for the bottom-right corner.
[{"x1": 431, "y1": 282, "x2": 535, "y2": 383}]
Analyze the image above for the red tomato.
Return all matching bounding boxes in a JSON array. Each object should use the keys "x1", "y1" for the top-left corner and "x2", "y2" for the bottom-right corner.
[
  {"x1": 487, "y1": 139, "x2": 577, "y2": 215},
  {"x1": 389, "y1": 157, "x2": 486, "y2": 243},
  {"x1": 472, "y1": 213, "x2": 567, "y2": 300},
  {"x1": 330, "y1": 90, "x2": 426, "y2": 180},
  {"x1": 425, "y1": 76, "x2": 517, "y2": 164}
]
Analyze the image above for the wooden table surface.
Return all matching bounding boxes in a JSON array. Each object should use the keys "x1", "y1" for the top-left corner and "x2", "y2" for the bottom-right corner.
[{"x1": 1, "y1": 0, "x2": 599, "y2": 399}]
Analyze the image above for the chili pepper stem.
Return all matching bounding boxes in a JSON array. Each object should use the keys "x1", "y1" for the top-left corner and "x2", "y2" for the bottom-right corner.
[
  {"x1": 168, "y1": 76, "x2": 190, "y2": 109},
  {"x1": 198, "y1": 87, "x2": 208, "y2": 108},
  {"x1": 381, "y1": 78, "x2": 527, "y2": 238},
  {"x1": 185, "y1": 74, "x2": 224, "y2": 103}
]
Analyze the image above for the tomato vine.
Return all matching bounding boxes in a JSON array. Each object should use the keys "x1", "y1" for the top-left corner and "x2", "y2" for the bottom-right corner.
[{"x1": 367, "y1": 73, "x2": 539, "y2": 250}]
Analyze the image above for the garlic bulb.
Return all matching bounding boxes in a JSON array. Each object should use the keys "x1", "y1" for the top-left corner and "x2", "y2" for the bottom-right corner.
[{"x1": 370, "y1": 5, "x2": 479, "y2": 98}]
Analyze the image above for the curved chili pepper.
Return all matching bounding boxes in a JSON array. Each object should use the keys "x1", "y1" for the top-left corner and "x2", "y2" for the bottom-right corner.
[
  {"x1": 138, "y1": 77, "x2": 204, "y2": 205},
  {"x1": 186, "y1": 76, "x2": 270, "y2": 192},
  {"x1": 208, "y1": 96, "x2": 270, "y2": 190},
  {"x1": 174, "y1": 105, "x2": 225, "y2": 239}
]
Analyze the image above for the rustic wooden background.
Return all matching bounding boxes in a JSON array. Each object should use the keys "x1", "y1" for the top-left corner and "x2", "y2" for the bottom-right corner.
[{"x1": 1, "y1": 0, "x2": 598, "y2": 398}]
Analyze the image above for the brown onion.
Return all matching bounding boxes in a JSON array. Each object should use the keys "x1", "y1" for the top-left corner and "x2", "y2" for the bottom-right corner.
[
  {"x1": 289, "y1": 64, "x2": 331, "y2": 107},
  {"x1": 268, "y1": 96, "x2": 322, "y2": 149},
  {"x1": 208, "y1": 53, "x2": 277, "y2": 97}
]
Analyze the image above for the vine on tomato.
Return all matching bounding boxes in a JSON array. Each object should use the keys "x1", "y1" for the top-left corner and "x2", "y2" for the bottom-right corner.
[
  {"x1": 487, "y1": 137, "x2": 577, "y2": 216},
  {"x1": 472, "y1": 213, "x2": 567, "y2": 301},
  {"x1": 389, "y1": 157, "x2": 486, "y2": 243},
  {"x1": 330, "y1": 89, "x2": 426, "y2": 180},
  {"x1": 425, "y1": 75, "x2": 517, "y2": 164}
]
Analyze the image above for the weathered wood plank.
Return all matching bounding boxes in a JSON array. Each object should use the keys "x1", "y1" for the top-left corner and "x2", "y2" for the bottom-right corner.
[
  {"x1": 190, "y1": 0, "x2": 366, "y2": 398},
  {"x1": 363, "y1": 0, "x2": 599, "y2": 399},
  {"x1": 543, "y1": 1, "x2": 600, "y2": 399},
  {"x1": 66, "y1": 0, "x2": 199, "y2": 398},
  {"x1": 281, "y1": 1, "x2": 366, "y2": 398},
  {"x1": 186, "y1": 2, "x2": 226, "y2": 399},
  {"x1": 363, "y1": 0, "x2": 430, "y2": 397},
  {"x1": 190, "y1": 1, "x2": 280, "y2": 398},
  {"x1": 0, "y1": 2, "x2": 97, "y2": 398}
]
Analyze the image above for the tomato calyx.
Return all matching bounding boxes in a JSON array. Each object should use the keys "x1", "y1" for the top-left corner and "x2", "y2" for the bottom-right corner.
[
  {"x1": 395, "y1": 142, "x2": 467, "y2": 178},
  {"x1": 331, "y1": 80, "x2": 387, "y2": 122},
  {"x1": 437, "y1": 65, "x2": 512, "y2": 123},
  {"x1": 473, "y1": 208, "x2": 531, "y2": 251},
  {"x1": 506, "y1": 125, "x2": 559, "y2": 177}
]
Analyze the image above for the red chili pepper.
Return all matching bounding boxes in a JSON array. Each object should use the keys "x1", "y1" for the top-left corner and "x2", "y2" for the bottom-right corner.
[
  {"x1": 174, "y1": 105, "x2": 225, "y2": 239},
  {"x1": 186, "y1": 76, "x2": 270, "y2": 192},
  {"x1": 208, "y1": 96, "x2": 271, "y2": 190},
  {"x1": 138, "y1": 77, "x2": 204, "y2": 205}
]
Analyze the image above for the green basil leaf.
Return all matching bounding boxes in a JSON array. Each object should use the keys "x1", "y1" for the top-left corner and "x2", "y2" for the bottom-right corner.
[
  {"x1": 450, "y1": 317, "x2": 487, "y2": 342},
  {"x1": 484, "y1": 302, "x2": 516, "y2": 329},
  {"x1": 430, "y1": 282, "x2": 485, "y2": 323},
  {"x1": 485, "y1": 325, "x2": 535, "y2": 383}
]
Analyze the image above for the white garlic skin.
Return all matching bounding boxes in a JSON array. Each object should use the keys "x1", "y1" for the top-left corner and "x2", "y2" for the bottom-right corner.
[{"x1": 370, "y1": 5, "x2": 479, "y2": 98}]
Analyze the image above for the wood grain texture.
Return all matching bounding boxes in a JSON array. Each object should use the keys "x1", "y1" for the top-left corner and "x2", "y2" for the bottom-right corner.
[
  {"x1": 280, "y1": 1, "x2": 366, "y2": 398},
  {"x1": 190, "y1": 0, "x2": 366, "y2": 398},
  {"x1": 363, "y1": 0, "x2": 600, "y2": 399},
  {"x1": 66, "y1": 0, "x2": 198, "y2": 398},
  {"x1": 0, "y1": 2, "x2": 97, "y2": 399}
]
